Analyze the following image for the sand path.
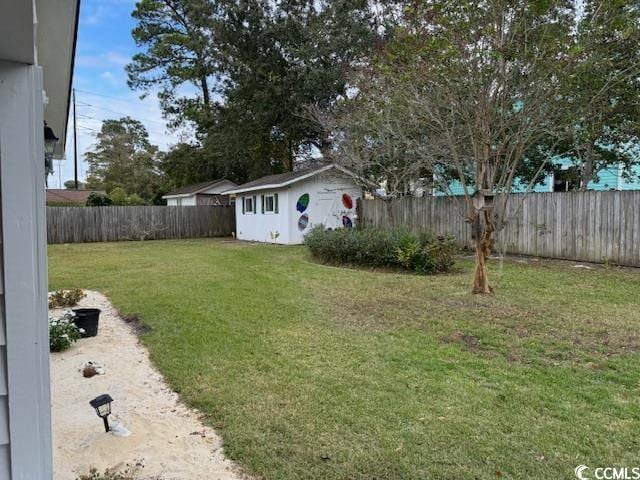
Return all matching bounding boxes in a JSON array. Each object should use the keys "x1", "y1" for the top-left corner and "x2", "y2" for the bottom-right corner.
[{"x1": 51, "y1": 290, "x2": 246, "y2": 480}]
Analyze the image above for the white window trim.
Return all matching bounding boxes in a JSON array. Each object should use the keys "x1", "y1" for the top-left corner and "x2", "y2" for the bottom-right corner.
[
  {"x1": 244, "y1": 196, "x2": 255, "y2": 214},
  {"x1": 263, "y1": 194, "x2": 275, "y2": 214}
]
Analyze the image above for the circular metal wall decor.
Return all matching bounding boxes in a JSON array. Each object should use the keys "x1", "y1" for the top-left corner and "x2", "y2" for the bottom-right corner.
[
  {"x1": 342, "y1": 193, "x2": 353, "y2": 210},
  {"x1": 296, "y1": 193, "x2": 310, "y2": 213},
  {"x1": 298, "y1": 214, "x2": 309, "y2": 231}
]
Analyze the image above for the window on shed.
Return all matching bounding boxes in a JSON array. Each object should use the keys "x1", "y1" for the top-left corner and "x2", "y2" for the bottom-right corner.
[
  {"x1": 244, "y1": 196, "x2": 255, "y2": 214},
  {"x1": 263, "y1": 195, "x2": 275, "y2": 213}
]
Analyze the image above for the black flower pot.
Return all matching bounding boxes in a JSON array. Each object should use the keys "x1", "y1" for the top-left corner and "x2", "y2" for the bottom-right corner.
[{"x1": 72, "y1": 308, "x2": 101, "y2": 338}]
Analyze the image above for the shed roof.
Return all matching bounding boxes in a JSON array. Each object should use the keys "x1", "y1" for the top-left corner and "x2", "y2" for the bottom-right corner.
[
  {"x1": 224, "y1": 163, "x2": 375, "y2": 194},
  {"x1": 163, "y1": 179, "x2": 237, "y2": 198}
]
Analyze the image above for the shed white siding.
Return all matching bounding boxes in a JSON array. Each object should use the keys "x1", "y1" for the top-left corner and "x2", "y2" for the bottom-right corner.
[
  {"x1": 234, "y1": 170, "x2": 362, "y2": 245},
  {"x1": 167, "y1": 196, "x2": 197, "y2": 207},
  {"x1": 164, "y1": 180, "x2": 236, "y2": 206},
  {"x1": 235, "y1": 190, "x2": 291, "y2": 243},
  {"x1": 287, "y1": 171, "x2": 362, "y2": 244}
]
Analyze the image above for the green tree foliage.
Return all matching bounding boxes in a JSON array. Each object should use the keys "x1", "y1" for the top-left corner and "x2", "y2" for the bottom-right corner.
[
  {"x1": 128, "y1": 0, "x2": 217, "y2": 129},
  {"x1": 563, "y1": 0, "x2": 640, "y2": 188},
  {"x1": 128, "y1": 0, "x2": 377, "y2": 184},
  {"x1": 85, "y1": 118, "x2": 164, "y2": 203},
  {"x1": 64, "y1": 180, "x2": 86, "y2": 189},
  {"x1": 160, "y1": 142, "x2": 221, "y2": 186},
  {"x1": 108, "y1": 187, "x2": 148, "y2": 206}
]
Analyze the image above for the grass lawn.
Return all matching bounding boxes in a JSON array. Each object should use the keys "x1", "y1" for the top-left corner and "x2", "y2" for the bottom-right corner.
[{"x1": 49, "y1": 239, "x2": 640, "y2": 480}]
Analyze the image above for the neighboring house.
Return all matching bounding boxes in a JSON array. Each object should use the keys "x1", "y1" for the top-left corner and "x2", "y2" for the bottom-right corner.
[
  {"x1": 225, "y1": 163, "x2": 371, "y2": 245},
  {"x1": 0, "y1": 1, "x2": 79, "y2": 478},
  {"x1": 435, "y1": 159, "x2": 640, "y2": 196},
  {"x1": 46, "y1": 189, "x2": 105, "y2": 206},
  {"x1": 162, "y1": 179, "x2": 238, "y2": 206}
]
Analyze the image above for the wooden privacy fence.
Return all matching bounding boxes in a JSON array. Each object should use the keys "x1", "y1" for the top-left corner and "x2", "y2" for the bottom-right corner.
[
  {"x1": 47, "y1": 206, "x2": 235, "y2": 244},
  {"x1": 359, "y1": 191, "x2": 640, "y2": 267}
]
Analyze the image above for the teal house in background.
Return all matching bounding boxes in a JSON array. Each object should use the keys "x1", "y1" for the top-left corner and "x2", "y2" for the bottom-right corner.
[{"x1": 435, "y1": 157, "x2": 640, "y2": 196}]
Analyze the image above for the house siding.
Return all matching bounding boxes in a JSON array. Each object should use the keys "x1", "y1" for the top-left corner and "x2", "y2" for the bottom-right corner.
[
  {"x1": 437, "y1": 161, "x2": 639, "y2": 196},
  {"x1": 620, "y1": 165, "x2": 640, "y2": 191},
  {"x1": 0, "y1": 61, "x2": 53, "y2": 479}
]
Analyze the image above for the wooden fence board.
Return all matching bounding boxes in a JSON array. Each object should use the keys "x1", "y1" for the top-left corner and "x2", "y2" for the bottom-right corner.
[
  {"x1": 359, "y1": 191, "x2": 640, "y2": 267},
  {"x1": 47, "y1": 206, "x2": 235, "y2": 244}
]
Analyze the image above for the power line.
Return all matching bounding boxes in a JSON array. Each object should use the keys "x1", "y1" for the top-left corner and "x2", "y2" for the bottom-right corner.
[
  {"x1": 76, "y1": 125, "x2": 101, "y2": 133},
  {"x1": 74, "y1": 89, "x2": 172, "y2": 127},
  {"x1": 75, "y1": 101, "x2": 169, "y2": 127},
  {"x1": 74, "y1": 88, "x2": 138, "y2": 102}
]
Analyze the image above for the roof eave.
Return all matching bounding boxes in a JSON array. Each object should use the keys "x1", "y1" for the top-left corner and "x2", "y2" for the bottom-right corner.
[
  {"x1": 224, "y1": 165, "x2": 335, "y2": 195},
  {"x1": 37, "y1": 0, "x2": 80, "y2": 159},
  {"x1": 162, "y1": 193, "x2": 194, "y2": 199},
  {"x1": 164, "y1": 179, "x2": 238, "y2": 198}
]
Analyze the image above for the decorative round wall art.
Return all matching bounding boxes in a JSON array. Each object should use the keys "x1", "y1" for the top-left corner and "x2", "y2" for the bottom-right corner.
[
  {"x1": 342, "y1": 193, "x2": 353, "y2": 210},
  {"x1": 296, "y1": 193, "x2": 310, "y2": 213},
  {"x1": 298, "y1": 214, "x2": 309, "y2": 231},
  {"x1": 342, "y1": 216, "x2": 353, "y2": 228}
]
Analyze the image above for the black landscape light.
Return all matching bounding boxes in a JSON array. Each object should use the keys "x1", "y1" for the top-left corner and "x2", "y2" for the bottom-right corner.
[{"x1": 90, "y1": 394, "x2": 114, "y2": 432}]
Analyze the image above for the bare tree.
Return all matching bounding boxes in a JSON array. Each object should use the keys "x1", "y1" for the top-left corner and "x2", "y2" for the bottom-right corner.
[{"x1": 315, "y1": 0, "x2": 639, "y2": 293}]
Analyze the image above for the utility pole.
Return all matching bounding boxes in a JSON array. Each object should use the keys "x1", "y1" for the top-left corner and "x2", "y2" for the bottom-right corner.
[{"x1": 73, "y1": 88, "x2": 78, "y2": 190}]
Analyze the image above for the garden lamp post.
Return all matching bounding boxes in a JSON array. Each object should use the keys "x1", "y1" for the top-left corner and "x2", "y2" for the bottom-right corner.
[
  {"x1": 90, "y1": 394, "x2": 114, "y2": 432},
  {"x1": 44, "y1": 121, "x2": 58, "y2": 186}
]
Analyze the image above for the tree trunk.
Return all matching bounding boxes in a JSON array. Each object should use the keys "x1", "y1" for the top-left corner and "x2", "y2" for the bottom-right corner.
[
  {"x1": 200, "y1": 76, "x2": 210, "y2": 107},
  {"x1": 472, "y1": 211, "x2": 494, "y2": 294},
  {"x1": 579, "y1": 146, "x2": 595, "y2": 191}
]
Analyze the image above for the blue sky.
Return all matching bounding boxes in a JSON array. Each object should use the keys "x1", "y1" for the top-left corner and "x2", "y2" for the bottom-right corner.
[{"x1": 56, "y1": 0, "x2": 183, "y2": 189}]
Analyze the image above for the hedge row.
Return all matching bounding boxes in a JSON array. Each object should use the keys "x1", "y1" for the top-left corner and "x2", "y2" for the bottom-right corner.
[{"x1": 304, "y1": 226, "x2": 456, "y2": 274}]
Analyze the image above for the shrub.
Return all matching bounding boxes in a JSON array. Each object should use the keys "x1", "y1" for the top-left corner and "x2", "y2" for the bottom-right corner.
[
  {"x1": 109, "y1": 187, "x2": 147, "y2": 206},
  {"x1": 398, "y1": 235, "x2": 457, "y2": 274},
  {"x1": 49, "y1": 312, "x2": 81, "y2": 352},
  {"x1": 48, "y1": 288, "x2": 86, "y2": 309},
  {"x1": 86, "y1": 193, "x2": 113, "y2": 206},
  {"x1": 305, "y1": 227, "x2": 456, "y2": 274}
]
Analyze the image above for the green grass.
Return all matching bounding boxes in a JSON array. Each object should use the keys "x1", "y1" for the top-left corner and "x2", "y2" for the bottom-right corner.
[{"x1": 48, "y1": 239, "x2": 640, "y2": 480}]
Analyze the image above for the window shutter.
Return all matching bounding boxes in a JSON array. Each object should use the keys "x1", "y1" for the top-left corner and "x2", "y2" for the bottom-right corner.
[
  {"x1": 274, "y1": 193, "x2": 279, "y2": 214},
  {"x1": 242, "y1": 196, "x2": 245, "y2": 214},
  {"x1": 253, "y1": 195, "x2": 257, "y2": 213},
  {"x1": 261, "y1": 195, "x2": 265, "y2": 214}
]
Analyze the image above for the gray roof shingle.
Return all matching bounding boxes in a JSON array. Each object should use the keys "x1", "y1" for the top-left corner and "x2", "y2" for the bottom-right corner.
[
  {"x1": 225, "y1": 163, "x2": 343, "y2": 193},
  {"x1": 165, "y1": 179, "x2": 236, "y2": 197}
]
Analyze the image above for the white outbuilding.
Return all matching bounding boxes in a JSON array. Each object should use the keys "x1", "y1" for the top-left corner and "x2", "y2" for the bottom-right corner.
[
  {"x1": 162, "y1": 179, "x2": 238, "y2": 206},
  {"x1": 224, "y1": 163, "x2": 371, "y2": 244}
]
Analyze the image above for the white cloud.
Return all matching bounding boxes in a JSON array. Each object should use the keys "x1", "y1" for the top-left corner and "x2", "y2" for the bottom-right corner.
[{"x1": 76, "y1": 51, "x2": 131, "y2": 69}]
